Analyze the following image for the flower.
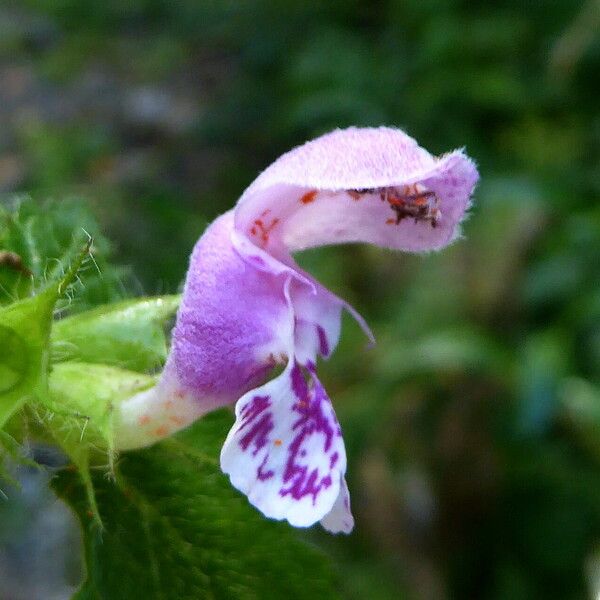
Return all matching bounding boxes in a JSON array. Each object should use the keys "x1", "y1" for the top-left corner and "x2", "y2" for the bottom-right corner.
[{"x1": 115, "y1": 126, "x2": 478, "y2": 533}]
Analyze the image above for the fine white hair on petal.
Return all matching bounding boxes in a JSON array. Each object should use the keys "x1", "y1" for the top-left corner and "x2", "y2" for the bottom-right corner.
[
  {"x1": 234, "y1": 126, "x2": 478, "y2": 254},
  {"x1": 242, "y1": 127, "x2": 437, "y2": 191}
]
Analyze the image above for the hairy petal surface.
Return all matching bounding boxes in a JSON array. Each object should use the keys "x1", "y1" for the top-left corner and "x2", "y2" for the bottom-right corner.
[
  {"x1": 235, "y1": 126, "x2": 478, "y2": 253},
  {"x1": 115, "y1": 212, "x2": 295, "y2": 448},
  {"x1": 172, "y1": 211, "x2": 291, "y2": 402},
  {"x1": 221, "y1": 361, "x2": 348, "y2": 528}
]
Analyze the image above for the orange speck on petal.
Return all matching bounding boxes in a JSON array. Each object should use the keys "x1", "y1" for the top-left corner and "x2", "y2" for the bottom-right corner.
[
  {"x1": 170, "y1": 415, "x2": 186, "y2": 425},
  {"x1": 138, "y1": 415, "x2": 151, "y2": 425},
  {"x1": 252, "y1": 215, "x2": 280, "y2": 245},
  {"x1": 154, "y1": 425, "x2": 169, "y2": 436},
  {"x1": 274, "y1": 439, "x2": 283, "y2": 446},
  {"x1": 386, "y1": 218, "x2": 396, "y2": 225},
  {"x1": 164, "y1": 399, "x2": 174, "y2": 409},
  {"x1": 300, "y1": 190, "x2": 318, "y2": 204}
]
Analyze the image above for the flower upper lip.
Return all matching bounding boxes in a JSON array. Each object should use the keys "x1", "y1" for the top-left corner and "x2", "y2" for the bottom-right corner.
[{"x1": 235, "y1": 128, "x2": 477, "y2": 254}]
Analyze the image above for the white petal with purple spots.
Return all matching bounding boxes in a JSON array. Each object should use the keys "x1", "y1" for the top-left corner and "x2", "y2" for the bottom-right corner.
[{"x1": 220, "y1": 361, "x2": 350, "y2": 529}]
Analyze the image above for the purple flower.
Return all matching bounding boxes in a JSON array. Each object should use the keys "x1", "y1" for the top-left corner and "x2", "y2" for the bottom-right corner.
[{"x1": 115, "y1": 127, "x2": 478, "y2": 533}]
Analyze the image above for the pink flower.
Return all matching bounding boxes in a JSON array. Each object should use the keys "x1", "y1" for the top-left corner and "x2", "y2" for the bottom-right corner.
[{"x1": 115, "y1": 126, "x2": 478, "y2": 533}]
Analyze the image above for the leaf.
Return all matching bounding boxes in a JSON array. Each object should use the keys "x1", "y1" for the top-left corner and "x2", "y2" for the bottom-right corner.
[
  {"x1": 51, "y1": 296, "x2": 180, "y2": 371},
  {"x1": 0, "y1": 286, "x2": 60, "y2": 427},
  {"x1": 45, "y1": 362, "x2": 156, "y2": 521},
  {"x1": 0, "y1": 242, "x2": 90, "y2": 427},
  {"x1": 54, "y1": 412, "x2": 340, "y2": 600},
  {"x1": 0, "y1": 197, "x2": 128, "y2": 310},
  {"x1": 0, "y1": 430, "x2": 38, "y2": 467}
]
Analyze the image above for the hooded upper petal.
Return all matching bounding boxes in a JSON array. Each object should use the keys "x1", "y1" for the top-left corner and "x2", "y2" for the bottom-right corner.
[{"x1": 235, "y1": 126, "x2": 477, "y2": 253}]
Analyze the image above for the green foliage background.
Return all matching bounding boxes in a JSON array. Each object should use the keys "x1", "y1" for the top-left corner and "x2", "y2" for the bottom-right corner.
[{"x1": 1, "y1": 0, "x2": 600, "y2": 598}]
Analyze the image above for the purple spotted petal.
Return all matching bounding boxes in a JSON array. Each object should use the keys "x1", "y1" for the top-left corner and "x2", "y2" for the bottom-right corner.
[
  {"x1": 235, "y1": 126, "x2": 477, "y2": 253},
  {"x1": 220, "y1": 361, "x2": 349, "y2": 529}
]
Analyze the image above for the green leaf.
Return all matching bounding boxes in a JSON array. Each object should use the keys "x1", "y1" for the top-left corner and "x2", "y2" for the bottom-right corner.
[
  {"x1": 0, "y1": 197, "x2": 128, "y2": 310},
  {"x1": 0, "y1": 286, "x2": 58, "y2": 427},
  {"x1": 0, "y1": 324, "x2": 28, "y2": 394},
  {"x1": 0, "y1": 241, "x2": 90, "y2": 427},
  {"x1": 54, "y1": 412, "x2": 340, "y2": 600},
  {"x1": 45, "y1": 362, "x2": 156, "y2": 521},
  {"x1": 0, "y1": 430, "x2": 38, "y2": 467},
  {"x1": 52, "y1": 296, "x2": 180, "y2": 371}
]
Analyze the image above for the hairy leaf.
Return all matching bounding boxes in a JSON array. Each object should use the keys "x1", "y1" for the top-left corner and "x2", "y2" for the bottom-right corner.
[
  {"x1": 0, "y1": 242, "x2": 89, "y2": 427},
  {"x1": 52, "y1": 296, "x2": 180, "y2": 371},
  {"x1": 54, "y1": 412, "x2": 340, "y2": 600},
  {"x1": 0, "y1": 197, "x2": 128, "y2": 310},
  {"x1": 0, "y1": 286, "x2": 61, "y2": 427},
  {"x1": 45, "y1": 362, "x2": 156, "y2": 520},
  {"x1": 0, "y1": 430, "x2": 39, "y2": 487}
]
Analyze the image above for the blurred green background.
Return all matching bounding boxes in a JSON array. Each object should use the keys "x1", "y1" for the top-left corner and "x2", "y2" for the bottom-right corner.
[{"x1": 1, "y1": 1, "x2": 600, "y2": 598}]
